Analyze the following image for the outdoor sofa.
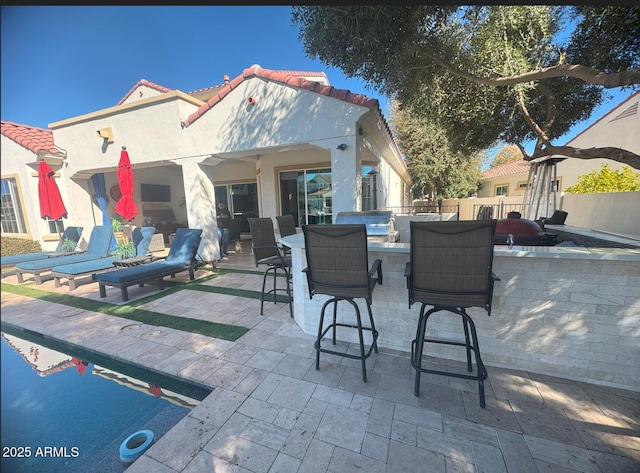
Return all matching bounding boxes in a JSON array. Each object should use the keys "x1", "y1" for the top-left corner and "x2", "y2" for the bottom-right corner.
[
  {"x1": 50, "y1": 227, "x2": 156, "y2": 291},
  {"x1": 14, "y1": 225, "x2": 113, "y2": 285},
  {"x1": 95, "y1": 227, "x2": 203, "y2": 302}
]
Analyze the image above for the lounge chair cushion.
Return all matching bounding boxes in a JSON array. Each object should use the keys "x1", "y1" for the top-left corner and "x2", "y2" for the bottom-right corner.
[
  {"x1": 95, "y1": 227, "x2": 202, "y2": 286},
  {"x1": 2, "y1": 226, "x2": 84, "y2": 266},
  {"x1": 51, "y1": 257, "x2": 119, "y2": 276},
  {"x1": 96, "y1": 261, "x2": 189, "y2": 284},
  {"x1": 15, "y1": 226, "x2": 113, "y2": 271},
  {"x1": 50, "y1": 226, "x2": 156, "y2": 277}
]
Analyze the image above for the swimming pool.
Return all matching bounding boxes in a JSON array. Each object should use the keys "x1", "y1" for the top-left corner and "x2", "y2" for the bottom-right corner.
[{"x1": 1, "y1": 324, "x2": 211, "y2": 473}]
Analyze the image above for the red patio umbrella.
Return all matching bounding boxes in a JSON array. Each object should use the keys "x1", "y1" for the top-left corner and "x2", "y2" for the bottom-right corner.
[
  {"x1": 38, "y1": 160, "x2": 68, "y2": 221},
  {"x1": 114, "y1": 147, "x2": 139, "y2": 221},
  {"x1": 72, "y1": 357, "x2": 89, "y2": 375}
]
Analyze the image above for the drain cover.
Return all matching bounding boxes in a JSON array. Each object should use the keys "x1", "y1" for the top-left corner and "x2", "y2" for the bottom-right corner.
[
  {"x1": 61, "y1": 308, "x2": 84, "y2": 317},
  {"x1": 121, "y1": 323, "x2": 143, "y2": 331},
  {"x1": 141, "y1": 330, "x2": 161, "y2": 339}
]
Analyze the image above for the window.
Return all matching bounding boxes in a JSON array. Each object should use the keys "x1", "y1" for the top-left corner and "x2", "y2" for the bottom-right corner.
[
  {"x1": 279, "y1": 168, "x2": 332, "y2": 226},
  {"x1": 361, "y1": 165, "x2": 376, "y2": 211},
  {"x1": 1, "y1": 177, "x2": 27, "y2": 234},
  {"x1": 495, "y1": 185, "x2": 508, "y2": 197}
]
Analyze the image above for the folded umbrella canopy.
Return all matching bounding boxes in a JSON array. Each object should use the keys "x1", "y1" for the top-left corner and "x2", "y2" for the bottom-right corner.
[
  {"x1": 38, "y1": 160, "x2": 67, "y2": 221},
  {"x1": 114, "y1": 147, "x2": 139, "y2": 221}
]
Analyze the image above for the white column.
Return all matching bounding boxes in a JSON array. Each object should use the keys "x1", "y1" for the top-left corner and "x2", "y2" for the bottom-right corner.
[
  {"x1": 330, "y1": 137, "x2": 361, "y2": 216},
  {"x1": 177, "y1": 158, "x2": 218, "y2": 262}
]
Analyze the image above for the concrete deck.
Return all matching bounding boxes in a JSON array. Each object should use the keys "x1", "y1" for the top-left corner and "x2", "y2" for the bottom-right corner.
[{"x1": 1, "y1": 240, "x2": 639, "y2": 473}]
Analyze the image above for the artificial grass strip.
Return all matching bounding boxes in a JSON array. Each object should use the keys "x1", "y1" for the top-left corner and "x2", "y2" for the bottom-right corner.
[
  {"x1": 189, "y1": 284, "x2": 291, "y2": 302},
  {"x1": 1, "y1": 282, "x2": 248, "y2": 341}
]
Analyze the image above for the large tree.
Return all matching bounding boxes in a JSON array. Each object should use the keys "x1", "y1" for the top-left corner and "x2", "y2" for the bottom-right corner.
[
  {"x1": 292, "y1": 5, "x2": 640, "y2": 169},
  {"x1": 388, "y1": 101, "x2": 484, "y2": 201}
]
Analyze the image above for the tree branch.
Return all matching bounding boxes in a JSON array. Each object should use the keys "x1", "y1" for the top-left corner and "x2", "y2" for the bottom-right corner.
[
  {"x1": 528, "y1": 145, "x2": 640, "y2": 170},
  {"x1": 418, "y1": 47, "x2": 640, "y2": 88}
]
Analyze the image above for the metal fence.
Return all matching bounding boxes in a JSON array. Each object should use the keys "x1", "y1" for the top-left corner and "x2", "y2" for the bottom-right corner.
[
  {"x1": 472, "y1": 202, "x2": 523, "y2": 220},
  {"x1": 387, "y1": 203, "x2": 460, "y2": 217}
]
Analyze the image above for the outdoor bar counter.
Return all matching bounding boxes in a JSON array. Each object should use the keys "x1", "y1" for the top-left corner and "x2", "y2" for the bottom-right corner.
[{"x1": 279, "y1": 232, "x2": 640, "y2": 392}]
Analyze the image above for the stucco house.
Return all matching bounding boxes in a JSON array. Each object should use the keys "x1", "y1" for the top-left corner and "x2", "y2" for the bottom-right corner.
[
  {"x1": 478, "y1": 90, "x2": 640, "y2": 199},
  {"x1": 1, "y1": 65, "x2": 411, "y2": 261}
]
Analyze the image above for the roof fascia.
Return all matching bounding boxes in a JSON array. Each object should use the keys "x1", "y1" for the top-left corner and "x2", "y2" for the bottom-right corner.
[{"x1": 48, "y1": 91, "x2": 203, "y2": 129}]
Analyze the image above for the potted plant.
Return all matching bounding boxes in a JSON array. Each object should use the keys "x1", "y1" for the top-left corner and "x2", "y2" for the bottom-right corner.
[
  {"x1": 111, "y1": 216, "x2": 126, "y2": 245},
  {"x1": 60, "y1": 237, "x2": 77, "y2": 252},
  {"x1": 111, "y1": 239, "x2": 136, "y2": 260}
]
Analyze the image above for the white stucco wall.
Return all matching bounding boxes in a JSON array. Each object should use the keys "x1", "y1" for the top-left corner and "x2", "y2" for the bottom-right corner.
[{"x1": 555, "y1": 92, "x2": 639, "y2": 189}]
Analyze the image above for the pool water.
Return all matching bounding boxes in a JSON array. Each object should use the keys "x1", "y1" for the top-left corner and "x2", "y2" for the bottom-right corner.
[{"x1": 1, "y1": 326, "x2": 211, "y2": 473}]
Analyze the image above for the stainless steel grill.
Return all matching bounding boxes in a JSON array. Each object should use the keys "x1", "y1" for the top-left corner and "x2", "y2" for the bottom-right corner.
[{"x1": 334, "y1": 211, "x2": 399, "y2": 243}]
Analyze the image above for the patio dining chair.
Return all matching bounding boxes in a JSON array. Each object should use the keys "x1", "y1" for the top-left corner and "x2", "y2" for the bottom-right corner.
[
  {"x1": 302, "y1": 224, "x2": 382, "y2": 382},
  {"x1": 276, "y1": 214, "x2": 297, "y2": 255},
  {"x1": 248, "y1": 217, "x2": 293, "y2": 317},
  {"x1": 405, "y1": 219, "x2": 499, "y2": 408}
]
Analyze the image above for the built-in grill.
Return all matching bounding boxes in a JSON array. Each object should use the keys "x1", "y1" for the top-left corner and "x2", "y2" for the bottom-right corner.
[{"x1": 334, "y1": 211, "x2": 399, "y2": 243}]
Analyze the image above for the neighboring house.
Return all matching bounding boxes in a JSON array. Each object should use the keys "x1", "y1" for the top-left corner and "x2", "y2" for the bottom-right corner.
[
  {"x1": 477, "y1": 159, "x2": 531, "y2": 198},
  {"x1": 1, "y1": 64, "x2": 412, "y2": 261},
  {"x1": 479, "y1": 90, "x2": 640, "y2": 198}
]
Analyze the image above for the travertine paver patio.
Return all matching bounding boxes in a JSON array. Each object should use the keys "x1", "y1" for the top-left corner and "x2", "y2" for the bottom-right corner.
[{"x1": 1, "y1": 241, "x2": 639, "y2": 473}]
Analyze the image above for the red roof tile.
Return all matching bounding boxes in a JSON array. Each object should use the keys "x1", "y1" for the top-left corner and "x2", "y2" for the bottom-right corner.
[
  {"x1": 1, "y1": 120, "x2": 62, "y2": 156},
  {"x1": 482, "y1": 159, "x2": 530, "y2": 179},
  {"x1": 117, "y1": 79, "x2": 172, "y2": 105},
  {"x1": 182, "y1": 65, "x2": 381, "y2": 127}
]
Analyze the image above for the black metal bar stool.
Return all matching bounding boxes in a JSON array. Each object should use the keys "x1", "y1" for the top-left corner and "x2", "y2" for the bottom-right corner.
[
  {"x1": 405, "y1": 220, "x2": 499, "y2": 407},
  {"x1": 302, "y1": 224, "x2": 382, "y2": 382},
  {"x1": 248, "y1": 217, "x2": 293, "y2": 317}
]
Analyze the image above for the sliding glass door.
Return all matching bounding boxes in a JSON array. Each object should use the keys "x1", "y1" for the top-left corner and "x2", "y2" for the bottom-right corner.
[{"x1": 279, "y1": 168, "x2": 332, "y2": 227}]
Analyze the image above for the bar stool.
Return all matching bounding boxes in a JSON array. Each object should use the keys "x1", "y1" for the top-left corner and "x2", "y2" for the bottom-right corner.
[
  {"x1": 405, "y1": 220, "x2": 499, "y2": 407},
  {"x1": 248, "y1": 217, "x2": 293, "y2": 317},
  {"x1": 302, "y1": 224, "x2": 382, "y2": 382}
]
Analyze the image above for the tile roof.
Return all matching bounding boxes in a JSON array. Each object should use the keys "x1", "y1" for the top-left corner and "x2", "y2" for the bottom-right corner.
[
  {"x1": 117, "y1": 79, "x2": 171, "y2": 106},
  {"x1": 181, "y1": 64, "x2": 379, "y2": 128},
  {"x1": 482, "y1": 159, "x2": 530, "y2": 179},
  {"x1": 0, "y1": 120, "x2": 63, "y2": 156}
]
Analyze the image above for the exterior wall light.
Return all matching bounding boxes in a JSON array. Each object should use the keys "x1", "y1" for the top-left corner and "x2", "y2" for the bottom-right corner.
[{"x1": 336, "y1": 143, "x2": 347, "y2": 150}]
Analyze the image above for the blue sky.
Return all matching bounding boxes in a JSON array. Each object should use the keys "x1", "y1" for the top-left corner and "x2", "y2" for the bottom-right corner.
[{"x1": 1, "y1": 5, "x2": 635, "y2": 157}]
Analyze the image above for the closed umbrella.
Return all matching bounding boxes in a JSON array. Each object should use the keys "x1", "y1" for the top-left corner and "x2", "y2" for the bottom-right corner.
[
  {"x1": 114, "y1": 147, "x2": 139, "y2": 221},
  {"x1": 38, "y1": 160, "x2": 67, "y2": 221}
]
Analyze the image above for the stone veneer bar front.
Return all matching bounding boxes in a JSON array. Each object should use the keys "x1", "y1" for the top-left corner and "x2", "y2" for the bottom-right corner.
[{"x1": 280, "y1": 232, "x2": 640, "y2": 392}]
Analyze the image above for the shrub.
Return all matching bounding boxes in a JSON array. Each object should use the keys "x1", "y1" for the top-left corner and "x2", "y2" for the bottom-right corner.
[
  {"x1": 565, "y1": 165, "x2": 640, "y2": 194},
  {"x1": 1, "y1": 238, "x2": 43, "y2": 256}
]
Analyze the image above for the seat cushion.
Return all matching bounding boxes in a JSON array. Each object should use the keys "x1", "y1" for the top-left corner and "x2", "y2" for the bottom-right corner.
[
  {"x1": 16, "y1": 253, "x2": 104, "y2": 271},
  {"x1": 51, "y1": 258, "x2": 118, "y2": 275},
  {"x1": 96, "y1": 262, "x2": 188, "y2": 284}
]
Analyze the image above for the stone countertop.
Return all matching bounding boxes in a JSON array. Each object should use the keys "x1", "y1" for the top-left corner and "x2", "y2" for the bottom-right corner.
[{"x1": 279, "y1": 232, "x2": 640, "y2": 262}]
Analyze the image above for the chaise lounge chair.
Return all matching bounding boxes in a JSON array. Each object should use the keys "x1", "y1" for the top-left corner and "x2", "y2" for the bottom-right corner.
[
  {"x1": 15, "y1": 225, "x2": 113, "y2": 285},
  {"x1": 1, "y1": 226, "x2": 84, "y2": 273},
  {"x1": 95, "y1": 227, "x2": 203, "y2": 302},
  {"x1": 50, "y1": 227, "x2": 156, "y2": 291}
]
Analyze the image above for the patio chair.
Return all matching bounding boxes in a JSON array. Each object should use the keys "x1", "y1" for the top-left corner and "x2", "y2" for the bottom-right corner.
[
  {"x1": 50, "y1": 227, "x2": 156, "y2": 291},
  {"x1": 276, "y1": 214, "x2": 297, "y2": 255},
  {"x1": 302, "y1": 224, "x2": 382, "y2": 382},
  {"x1": 248, "y1": 217, "x2": 293, "y2": 317},
  {"x1": 405, "y1": 220, "x2": 499, "y2": 408},
  {"x1": 15, "y1": 225, "x2": 113, "y2": 285},
  {"x1": 95, "y1": 228, "x2": 203, "y2": 302},
  {"x1": 2, "y1": 226, "x2": 84, "y2": 271}
]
